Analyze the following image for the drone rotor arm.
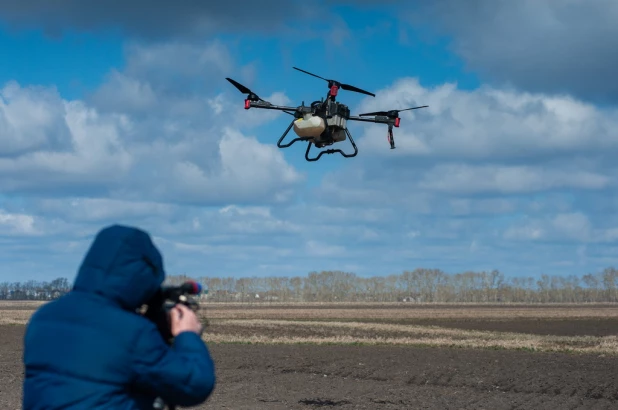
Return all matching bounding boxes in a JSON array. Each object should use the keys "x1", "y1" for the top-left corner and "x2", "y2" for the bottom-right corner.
[
  {"x1": 357, "y1": 111, "x2": 388, "y2": 117},
  {"x1": 348, "y1": 115, "x2": 400, "y2": 149},
  {"x1": 245, "y1": 100, "x2": 308, "y2": 114},
  {"x1": 347, "y1": 115, "x2": 392, "y2": 124}
]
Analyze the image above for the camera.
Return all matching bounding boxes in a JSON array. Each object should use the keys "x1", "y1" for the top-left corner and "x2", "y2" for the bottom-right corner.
[{"x1": 141, "y1": 280, "x2": 205, "y2": 344}]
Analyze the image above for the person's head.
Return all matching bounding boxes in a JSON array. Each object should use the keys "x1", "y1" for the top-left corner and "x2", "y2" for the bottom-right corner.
[{"x1": 72, "y1": 224, "x2": 166, "y2": 310}]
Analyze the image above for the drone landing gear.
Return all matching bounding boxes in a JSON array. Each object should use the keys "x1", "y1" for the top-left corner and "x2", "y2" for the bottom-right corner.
[
  {"x1": 387, "y1": 125, "x2": 395, "y2": 149},
  {"x1": 277, "y1": 118, "x2": 312, "y2": 149},
  {"x1": 305, "y1": 128, "x2": 358, "y2": 162},
  {"x1": 277, "y1": 118, "x2": 358, "y2": 162}
]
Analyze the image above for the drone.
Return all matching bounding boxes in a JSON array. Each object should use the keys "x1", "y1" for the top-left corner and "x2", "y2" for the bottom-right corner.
[{"x1": 225, "y1": 67, "x2": 428, "y2": 162}]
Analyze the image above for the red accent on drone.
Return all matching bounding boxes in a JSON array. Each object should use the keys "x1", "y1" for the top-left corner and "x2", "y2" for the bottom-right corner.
[
  {"x1": 244, "y1": 99, "x2": 250, "y2": 109},
  {"x1": 183, "y1": 280, "x2": 202, "y2": 295},
  {"x1": 329, "y1": 85, "x2": 339, "y2": 97},
  {"x1": 394, "y1": 118, "x2": 401, "y2": 127}
]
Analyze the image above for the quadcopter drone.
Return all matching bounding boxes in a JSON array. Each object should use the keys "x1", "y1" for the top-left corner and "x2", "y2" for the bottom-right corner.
[{"x1": 225, "y1": 67, "x2": 428, "y2": 162}]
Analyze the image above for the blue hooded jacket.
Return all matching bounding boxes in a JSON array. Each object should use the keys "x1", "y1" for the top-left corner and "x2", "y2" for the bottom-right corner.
[{"x1": 22, "y1": 225, "x2": 216, "y2": 409}]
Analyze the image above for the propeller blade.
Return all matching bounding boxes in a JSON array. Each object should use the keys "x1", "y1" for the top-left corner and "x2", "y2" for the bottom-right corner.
[
  {"x1": 225, "y1": 77, "x2": 264, "y2": 101},
  {"x1": 292, "y1": 67, "x2": 328, "y2": 81},
  {"x1": 340, "y1": 83, "x2": 375, "y2": 97},
  {"x1": 226, "y1": 77, "x2": 250, "y2": 94},
  {"x1": 397, "y1": 105, "x2": 429, "y2": 112},
  {"x1": 293, "y1": 67, "x2": 375, "y2": 97},
  {"x1": 359, "y1": 105, "x2": 429, "y2": 117}
]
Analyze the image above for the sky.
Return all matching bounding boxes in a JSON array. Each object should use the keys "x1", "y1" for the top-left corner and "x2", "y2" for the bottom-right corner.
[{"x1": 1, "y1": 0, "x2": 617, "y2": 283}]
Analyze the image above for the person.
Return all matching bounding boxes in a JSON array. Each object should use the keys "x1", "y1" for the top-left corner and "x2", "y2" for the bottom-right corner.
[{"x1": 22, "y1": 224, "x2": 216, "y2": 409}]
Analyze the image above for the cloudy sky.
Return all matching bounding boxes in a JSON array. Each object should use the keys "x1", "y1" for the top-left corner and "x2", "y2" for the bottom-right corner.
[{"x1": 1, "y1": 0, "x2": 617, "y2": 282}]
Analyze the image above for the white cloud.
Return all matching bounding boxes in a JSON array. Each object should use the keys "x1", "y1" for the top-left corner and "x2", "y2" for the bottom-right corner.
[
  {"x1": 352, "y1": 78, "x2": 618, "y2": 160},
  {"x1": 289, "y1": 76, "x2": 618, "y2": 276},
  {"x1": 35, "y1": 197, "x2": 175, "y2": 223},
  {"x1": 0, "y1": 209, "x2": 39, "y2": 236},
  {"x1": 502, "y1": 212, "x2": 604, "y2": 243},
  {"x1": 0, "y1": 86, "x2": 134, "y2": 192},
  {"x1": 0, "y1": 41, "x2": 303, "y2": 204},
  {"x1": 89, "y1": 71, "x2": 159, "y2": 115},
  {"x1": 2, "y1": 36, "x2": 618, "y2": 282},
  {"x1": 0, "y1": 81, "x2": 72, "y2": 155},
  {"x1": 311, "y1": 78, "x2": 618, "y2": 210},
  {"x1": 418, "y1": 163, "x2": 610, "y2": 194}
]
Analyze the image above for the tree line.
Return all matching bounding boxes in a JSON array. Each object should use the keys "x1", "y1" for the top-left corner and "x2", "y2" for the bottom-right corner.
[
  {"x1": 4, "y1": 267, "x2": 618, "y2": 303},
  {"x1": 0, "y1": 277, "x2": 71, "y2": 300},
  {"x1": 167, "y1": 267, "x2": 618, "y2": 303}
]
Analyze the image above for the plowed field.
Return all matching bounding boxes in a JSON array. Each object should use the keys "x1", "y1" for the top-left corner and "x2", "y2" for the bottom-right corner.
[{"x1": 2, "y1": 303, "x2": 618, "y2": 409}]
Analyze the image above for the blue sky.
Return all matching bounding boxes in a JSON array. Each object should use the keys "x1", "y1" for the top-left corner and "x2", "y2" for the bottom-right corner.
[{"x1": 1, "y1": 0, "x2": 617, "y2": 283}]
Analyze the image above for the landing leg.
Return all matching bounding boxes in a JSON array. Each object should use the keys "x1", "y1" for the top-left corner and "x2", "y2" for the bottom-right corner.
[
  {"x1": 304, "y1": 128, "x2": 358, "y2": 162},
  {"x1": 277, "y1": 118, "x2": 311, "y2": 149},
  {"x1": 387, "y1": 125, "x2": 395, "y2": 149}
]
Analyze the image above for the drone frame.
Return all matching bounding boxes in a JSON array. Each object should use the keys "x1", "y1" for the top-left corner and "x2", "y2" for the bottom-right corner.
[{"x1": 226, "y1": 67, "x2": 428, "y2": 161}]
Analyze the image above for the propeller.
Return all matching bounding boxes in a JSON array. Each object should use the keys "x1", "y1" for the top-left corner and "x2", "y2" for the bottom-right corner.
[
  {"x1": 359, "y1": 105, "x2": 428, "y2": 117},
  {"x1": 225, "y1": 77, "x2": 298, "y2": 116},
  {"x1": 292, "y1": 67, "x2": 375, "y2": 97},
  {"x1": 226, "y1": 77, "x2": 265, "y2": 102}
]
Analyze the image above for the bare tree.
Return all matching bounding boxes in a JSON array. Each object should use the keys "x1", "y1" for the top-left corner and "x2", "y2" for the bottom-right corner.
[{"x1": 8, "y1": 266, "x2": 618, "y2": 303}]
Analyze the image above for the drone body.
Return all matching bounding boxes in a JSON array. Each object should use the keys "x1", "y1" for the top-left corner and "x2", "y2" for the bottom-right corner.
[{"x1": 226, "y1": 67, "x2": 428, "y2": 161}]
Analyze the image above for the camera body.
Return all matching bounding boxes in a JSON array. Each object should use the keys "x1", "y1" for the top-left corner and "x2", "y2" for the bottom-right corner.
[{"x1": 142, "y1": 281, "x2": 204, "y2": 344}]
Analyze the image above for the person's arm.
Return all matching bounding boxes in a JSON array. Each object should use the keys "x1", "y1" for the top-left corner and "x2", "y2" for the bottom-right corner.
[{"x1": 130, "y1": 306, "x2": 216, "y2": 407}]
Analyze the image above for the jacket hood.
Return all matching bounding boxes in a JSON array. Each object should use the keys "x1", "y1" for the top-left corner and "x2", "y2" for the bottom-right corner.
[{"x1": 72, "y1": 225, "x2": 166, "y2": 310}]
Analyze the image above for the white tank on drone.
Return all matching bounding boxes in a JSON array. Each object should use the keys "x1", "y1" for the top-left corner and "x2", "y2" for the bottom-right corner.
[{"x1": 293, "y1": 114, "x2": 326, "y2": 138}]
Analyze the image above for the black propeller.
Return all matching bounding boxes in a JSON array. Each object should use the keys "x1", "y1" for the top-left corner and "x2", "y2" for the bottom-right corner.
[
  {"x1": 359, "y1": 105, "x2": 429, "y2": 117},
  {"x1": 226, "y1": 77, "x2": 265, "y2": 102},
  {"x1": 225, "y1": 77, "x2": 299, "y2": 117},
  {"x1": 292, "y1": 67, "x2": 375, "y2": 97}
]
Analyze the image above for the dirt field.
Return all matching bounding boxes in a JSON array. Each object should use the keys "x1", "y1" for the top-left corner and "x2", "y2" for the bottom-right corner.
[{"x1": 2, "y1": 303, "x2": 618, "y2": 409}]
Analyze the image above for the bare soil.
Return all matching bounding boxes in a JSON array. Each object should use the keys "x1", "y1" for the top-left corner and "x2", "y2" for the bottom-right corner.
[
  {"x1": 357, "y1": 317, "x2": 618, "y2": 337},
  {"x1": 3, "y1": 323, "x2": 618, "y2": 410}
]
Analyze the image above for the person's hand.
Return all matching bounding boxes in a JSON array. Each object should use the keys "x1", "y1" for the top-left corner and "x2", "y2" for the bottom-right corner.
[{"x1": 169, "y1": 303, "x2": 203, "y2": 336}]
